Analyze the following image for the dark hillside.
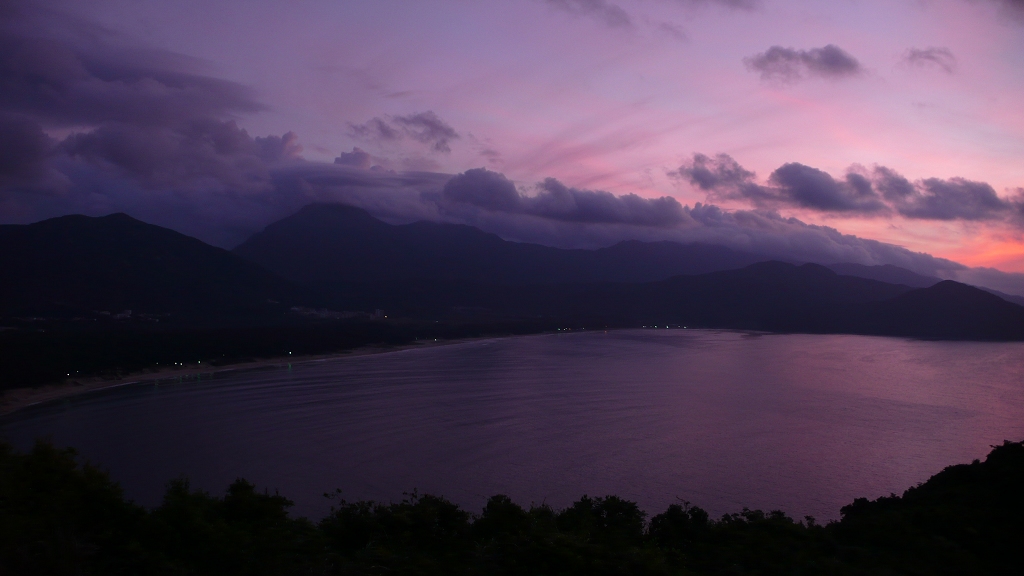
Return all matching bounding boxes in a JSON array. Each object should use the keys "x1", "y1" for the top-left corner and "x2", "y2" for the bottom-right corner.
[
  {"x1": 232, "y1": 203, "x2": 769, "y2": 287},
  {"x1": 856, "y1": 280, "x2": 1024, "y2": 339},
  {"x1": 826, "y1": 262, "x2": 939, "y2": 288},
  {"x1": 0, "y1": 213, "x2": 310, "y2": 324},
  {"x1": 323, "y1": 262, "x2": 1024, "y2": 340},
  {"x1": 326, "y1": 262, "x2": 910, "y2": 329}
]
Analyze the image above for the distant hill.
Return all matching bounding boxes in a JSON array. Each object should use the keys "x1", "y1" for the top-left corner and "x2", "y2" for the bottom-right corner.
[
  {"x1": 226, "y1": 203, "x2": 1024, "y2": 339},
  {"x1": 858, "y1": 280, "x2": 1024, "y2": 339},
  {"x1": 328, "y1": 261, "x2": 1024, "y2": 340},
  {"x1": 0, "y1": 213, "x2": 309, "y2": 324},
  {"x1": 825, "y1": 262, "x2": 939, "y2": 288},
  {"x1": 823, "y1": 261, "x2": 1024, "y2": 307},
  {"x1": 232, "y1": 203, "x2": 770, "y2": 287},
  {"x1": 976, "y1": 287, "x2": 1024, "y2": 307},
  {"x1": 826, "y1": 262, "x2": 1024, "y2": 307},
  {"x1": 3, "y1": 208, "x2": 1022, "y2": 340}
]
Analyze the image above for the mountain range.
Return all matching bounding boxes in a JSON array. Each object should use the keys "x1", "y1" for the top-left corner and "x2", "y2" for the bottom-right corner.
[
  {"x1": 2, "y1": 203, "x2": 1024, "y2": 340},
  {"x1": 0, "y1": 213, "x2": 307, "y2": 324},
  {"x1": 232, "y1": 203, "x2": 771, "y2": 286}
]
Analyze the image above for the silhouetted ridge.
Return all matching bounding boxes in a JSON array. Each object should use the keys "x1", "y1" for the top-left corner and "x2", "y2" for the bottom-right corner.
[
  {"x1": 226, "y1": 204, "x2": 1024, "y2": 340},
  {"x1": 328, "y1": 259, "x2": 1024, "y2": 339},
  {"x1": 861, "y1": 280, "x2": 1024, "y2": 339},
  {"x1": 5, "y1": 207, "x2": 1023, "y2": 340},
  {"x1": 826, "y1": 262, "x2": 939, "y2": 288},
  {"x1": 233, "y1": 202, "x2": 771, "y2": 286},
  {"x1": 0, "y1": 213, "x2": 309, "y2": 323}
]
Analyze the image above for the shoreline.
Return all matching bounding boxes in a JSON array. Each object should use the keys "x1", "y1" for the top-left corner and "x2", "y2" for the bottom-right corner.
[
  {"x1": 0, "y1": 335, "x2": 498, "y2": 417},
  {"x1": 0, "y1": 327, "x2": 771, "y2": 418}
]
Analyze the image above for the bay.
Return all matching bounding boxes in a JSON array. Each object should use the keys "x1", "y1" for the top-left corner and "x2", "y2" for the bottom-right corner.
[{"x1": 3, "y1": 329, "x2": 1023, "y2": 521}]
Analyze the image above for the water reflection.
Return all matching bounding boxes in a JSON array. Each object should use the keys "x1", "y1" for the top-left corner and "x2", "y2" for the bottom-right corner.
[{"x1": 2, "y1": 330, "x2": 1022, "y2": 521}]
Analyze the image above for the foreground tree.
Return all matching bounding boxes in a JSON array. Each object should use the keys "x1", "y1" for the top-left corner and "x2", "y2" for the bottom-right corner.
[{"x1": 1, "y1": 440, "x2": 1022, "y2": 575}]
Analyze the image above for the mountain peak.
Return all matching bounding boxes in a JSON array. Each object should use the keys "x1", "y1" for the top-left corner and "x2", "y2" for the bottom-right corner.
[
  {"x1": 0, "y1": 212, "x2": 304, "y2": 322},
  {"x1": 233, "y1": 203, "x2": 772, "y2": 287}
]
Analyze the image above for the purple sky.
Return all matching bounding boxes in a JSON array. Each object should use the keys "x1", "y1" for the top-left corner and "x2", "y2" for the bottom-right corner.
[{"x1": 3, "y1": 0, "x2": 1024, "y2": 292}]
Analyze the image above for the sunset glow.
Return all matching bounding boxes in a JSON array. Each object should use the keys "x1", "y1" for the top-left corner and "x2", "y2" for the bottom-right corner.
[{"x1": 3, "y1": 0, "x2": 1024, "y2": 285}]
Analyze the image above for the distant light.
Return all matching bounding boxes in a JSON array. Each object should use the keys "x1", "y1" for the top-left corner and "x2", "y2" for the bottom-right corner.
[{"x1": 289, "y1": 352, "x2": 292, "y2": 355}]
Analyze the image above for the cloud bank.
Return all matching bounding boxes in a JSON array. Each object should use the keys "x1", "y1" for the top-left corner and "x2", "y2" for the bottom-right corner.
[
  {"x1": 439, "y1": 168, "x2": 687, "y2": 227},
  {"x1": 674, "y1": 153, "x2": 1023, "y2": 223},
  {"x1": 744, "y1": 45, "x2": 862, "y2": 82}
]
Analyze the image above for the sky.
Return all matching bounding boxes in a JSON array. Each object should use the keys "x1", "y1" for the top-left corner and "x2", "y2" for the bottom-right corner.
[{"x1": 2, "y1": 0, "x2": 1024, "y2": 293}]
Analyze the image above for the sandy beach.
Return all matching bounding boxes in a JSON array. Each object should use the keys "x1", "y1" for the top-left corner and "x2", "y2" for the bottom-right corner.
[{"x1": 0, "y1": 337, "x2": 486, "y2": 417}]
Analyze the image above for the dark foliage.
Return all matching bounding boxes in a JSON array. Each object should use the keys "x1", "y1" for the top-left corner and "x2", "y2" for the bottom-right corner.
[{"x1": 1, "y1": 439, "x2": 1022, "y2": 575}]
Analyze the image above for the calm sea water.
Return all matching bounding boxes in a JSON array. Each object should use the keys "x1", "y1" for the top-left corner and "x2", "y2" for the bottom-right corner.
[{"x1": 3, "y1": 329, "x2": 1023, "y2": 521}]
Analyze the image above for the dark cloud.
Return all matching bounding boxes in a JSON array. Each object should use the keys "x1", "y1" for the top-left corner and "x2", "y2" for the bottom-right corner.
[
  {"x1": 0, "y1": 24, "x2": 261, "y2": 128},
  {"x1": 544, "y1": 0, "x2": 633, "y2": 28},
  {"x1": 0, "y1": 1, "x2": 288, "y2": 199},
  {"x1": 903, "y1": 47, "x2": 956, "y2": 73},
  {"x1": 529, "y1": 178, "x2": 688, "y2": 226},
  {"x1": 1009, "y1": 189, "x2": 1024, "y2": 229},
  {"x1": 675, "y1": 153, "x2": 1019, "y2": 223},
  {"x1": 744, "y1": 44, "x2": 862, "y2": 82},
  {"x1": 873, "y1": 164, "x2": 1008, "y2": 222},
  {"x1": 0, "y1": 113, "x2": 52, "y2": 186},
  {"x1": 57, "y1": 119, "x2": 300, "y2": 190},
  {"x1": 872, "y1": 166, "x2": 1011, "y2": 221},
  {"x1": 0, "y1": 2, "x2": 307, "y2": 243},
  {"x1": 334, "y1": 147, "x2": 373, "y2": 169},
  {"x1": 683, "y1": 203, "x2": 963, "y2": 277},
  {"x1": 904, "y1": 179, "x2": 1008, "y2": 221},
  {"x1": 672, "y1": 152, "x2": 755, "y2": 191},
  {"x1": 255, "y1": 132, "x2": 302, "y2": 163},
  {"x1": 769, "y1": 163, "x2": 887, "y2": 213},
  {"x1": 350, "y1": 111, "x2": 459, "y2": 153},
  {"x1": 871, "y1": 166, "x2": 916, "y2": 202},
  {"x1": 391, "y1": 111, "x2": 460, "y2": 153},
  {"x1": 673, "y1": 154, "x2": 887, "y2": 214},
  {"x1": 349, "y1": 117, "x2": 402, "y2": 143},
  {"x1": 439, "y1": 168, "x2": 687, "y2": 226},
  {"x1": 441, "y1": 168, "x2": 521, "y2": 212}
]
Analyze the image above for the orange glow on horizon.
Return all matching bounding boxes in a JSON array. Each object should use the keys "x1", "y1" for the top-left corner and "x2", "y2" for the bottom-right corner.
[{"x1": 943, "y1": 240, "x2": 1024, "y2": 273}]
